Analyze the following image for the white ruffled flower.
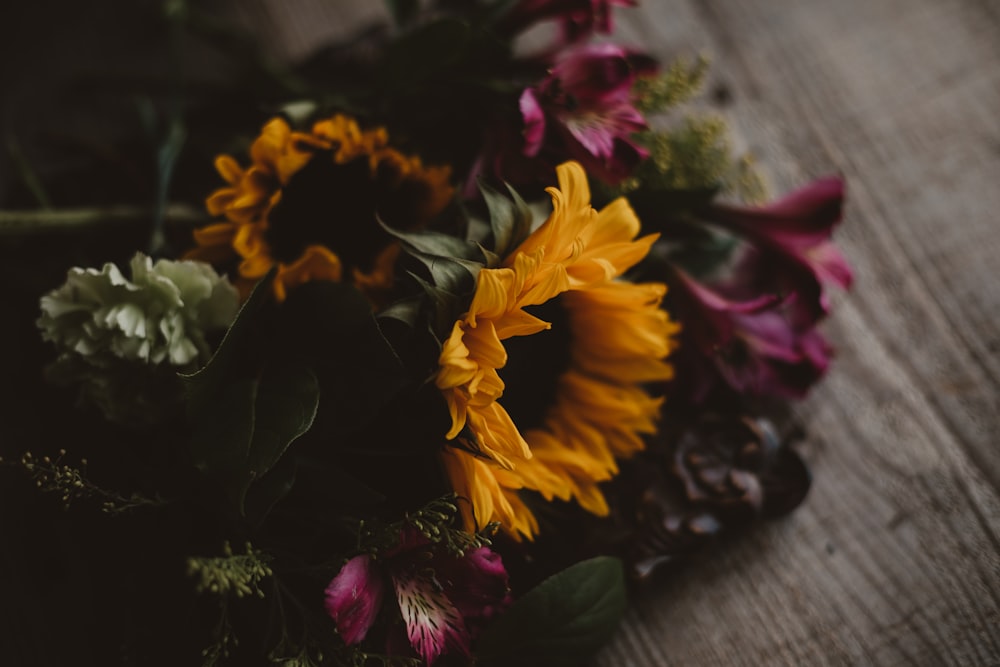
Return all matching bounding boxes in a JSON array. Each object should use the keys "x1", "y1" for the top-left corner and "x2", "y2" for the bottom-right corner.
[
  {"x1": 37, "y1": 253, "x2": 240, "y2": 426},
  {"x1": 39, "y1": 252, "x2": 239, "y2": 368}
]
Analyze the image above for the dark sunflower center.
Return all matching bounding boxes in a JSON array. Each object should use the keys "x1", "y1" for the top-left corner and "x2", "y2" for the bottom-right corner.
[
  {"x1": 266, "y1": 150, "x2": 430, "y2": 273},
  {"x1": 500, "y1": 296, "x2": 572, "y2": 432}
]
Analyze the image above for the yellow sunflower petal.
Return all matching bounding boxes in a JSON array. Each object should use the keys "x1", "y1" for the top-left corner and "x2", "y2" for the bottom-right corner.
[{"x1": 214, "y1": 155, "x2": 244, "y2": 185}]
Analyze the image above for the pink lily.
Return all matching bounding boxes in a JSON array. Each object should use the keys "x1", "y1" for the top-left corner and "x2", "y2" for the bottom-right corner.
[
  {"x1": 324, "y1": 529, "x2": 510, "y2": 664},
  {"x1": 672, "y1": 263, "x2": 833, "y2": 400},
  {"x1": 519, "y1": 43, "x2": 656, "y2": 184},
  {"x1": 700, "y1": 177, "x2": 852, "y2": 312}
]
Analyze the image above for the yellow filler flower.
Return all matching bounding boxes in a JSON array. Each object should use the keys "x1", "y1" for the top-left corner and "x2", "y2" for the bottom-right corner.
[
  {"x1": 189, "y1": 114, "x2": 453, "y2": 301},
  {"x1": 437, "y1": 161, "x2": 679, "y2": 539}
]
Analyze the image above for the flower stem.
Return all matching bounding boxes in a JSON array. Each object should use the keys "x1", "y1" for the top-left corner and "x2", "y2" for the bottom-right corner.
[{"x1": 0, "y1": 204, "x2": 206, "y2": 235}]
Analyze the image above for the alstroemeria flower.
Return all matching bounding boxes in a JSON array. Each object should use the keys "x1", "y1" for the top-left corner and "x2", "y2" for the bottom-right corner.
[
  {"x1": 500, "y1": 0, "x2": 638, "y2": 47},
  {"x1": 698, "y1": 177, "x2": 852, "y2": 312},
  {"x1": 324, "y1": 530, "x2": 510, "y2": 665},
  {"x1": 672, "y1": 264, "x2": 832, "y2": 400},
  {"x1": 519, "y1": 43, "x2": 656, "y2": 185}
]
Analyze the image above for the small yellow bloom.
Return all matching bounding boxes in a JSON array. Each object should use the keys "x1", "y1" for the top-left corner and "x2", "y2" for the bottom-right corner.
[{"x1": 437, "y1": 161, "x2": 679, "y2": 539}]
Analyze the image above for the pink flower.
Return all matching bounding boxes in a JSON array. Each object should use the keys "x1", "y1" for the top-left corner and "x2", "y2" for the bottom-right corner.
[
  {"x1": 499, "y1": 0, "x2": 638, "y2": 47},
  {"x1": 672, "y1": 264, "x2": 833, "y2": 400},
  {"x1": 519, "y1": 43, "x2": 656, "y2": 184},
  {"x1": 700, "y1": 177, "x2": 852, "y2": 313},
  {"x1": 324, "y1": 530, "x2": 510, "y2": 664}
]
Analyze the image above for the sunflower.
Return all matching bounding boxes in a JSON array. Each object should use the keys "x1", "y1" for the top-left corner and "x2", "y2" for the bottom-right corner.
[
  {"x1": 189, "y1": 114, "x2": 454, "y2": 301},
  {"x1": 436, "y1": 161, "x2": 679, "y2": 539}
]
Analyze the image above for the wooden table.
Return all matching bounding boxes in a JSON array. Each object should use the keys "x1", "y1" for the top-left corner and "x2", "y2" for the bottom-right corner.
[{"x1": 4, "y1": 0, "x2": 998, "y2": 664}]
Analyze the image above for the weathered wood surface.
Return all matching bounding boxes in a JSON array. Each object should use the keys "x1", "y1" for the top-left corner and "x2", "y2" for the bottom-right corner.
[
  {"x1": 3, "y1": 0, "x2": 997, "y2": 664},
  {"x1": 600, "y1": 1, "x2": 1000, "y2": 665},
  {"x1": 236, "y1": 0, "x2": 1000, "y2": 664}
]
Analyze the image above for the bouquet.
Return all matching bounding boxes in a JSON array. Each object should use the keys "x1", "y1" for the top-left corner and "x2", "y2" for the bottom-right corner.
[{"x1": 1, "y1": 1, "x2": 852, "y2": 665}]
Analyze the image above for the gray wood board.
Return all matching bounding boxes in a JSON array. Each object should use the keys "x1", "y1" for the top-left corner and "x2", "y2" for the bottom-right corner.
[{"x1": 600, "y1": 1, "x2": 1000, "y2": 665}]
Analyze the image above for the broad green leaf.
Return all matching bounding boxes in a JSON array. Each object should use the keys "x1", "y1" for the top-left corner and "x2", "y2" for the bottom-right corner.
[
  {"x1": 481, "y1": 180, "x2": 534, "y2": 258},
  {"x1": 186, "y1": 364, "x2": 318, "y2": 516},
  {"x1": 181, "y1": 268, "x2": 276, "y2": 412},
  {"x1": 247, "y1": 363, "x2": 319, "y2": 478},
  {"x1": 384, "y1": 220, "x2": 485, "y2": 264},
  {"x1": 476, "y1": 556, "x2": 628, "y2": 666},
  {"x1": 183, "y1": 269, "x2": 321, "y2": 515},
  {"x1": 408, "y1": 250, "x2": 481, "y2": 296},
  {"x1": 377, "y1": 294, "x2": 424, "y2": 330},
  {"x1": 187, "y1": 378, "x2": 258, "y2": 511},
  {"x1": 277, "y1": 282, "x2": 407, "y2": 436},
  {"x1": 406, "y1": 272, "x2": 469, "y2": 341},
  {"x1": 244, "y1": 453, "x2": 298, "y2": 527}
]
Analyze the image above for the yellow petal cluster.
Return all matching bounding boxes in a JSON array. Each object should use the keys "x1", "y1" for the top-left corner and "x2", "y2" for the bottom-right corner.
[{"x1": 437, "y1": 161, "x2": 679, "y2": 539}]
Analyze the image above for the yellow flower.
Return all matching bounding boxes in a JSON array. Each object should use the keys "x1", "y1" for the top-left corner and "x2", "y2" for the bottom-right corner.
[
  {"x1": 436, "y1": 161, "x2": 679, "y2": 540},
  {"x1": 189, "y1": 115, "x2": 453, "y2": 301}
]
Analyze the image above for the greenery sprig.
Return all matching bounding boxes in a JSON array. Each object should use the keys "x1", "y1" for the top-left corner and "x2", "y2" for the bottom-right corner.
[
  {"x1": 187, "y1": 541, "x2": 274, "y2": 599},
  {"x1": 7, "y1": 449, "x2": 166, "y2": 513}
]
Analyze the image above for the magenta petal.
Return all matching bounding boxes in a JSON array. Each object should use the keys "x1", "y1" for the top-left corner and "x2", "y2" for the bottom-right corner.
[
  {"x1": 806, "y1": 240, "x2": 854, "y2": 290},
  {"x1": 553, "y1": 43, "x2": 642, "y2": 102},
  {"x1": 567, "y1": 120, "x2": 617, "y2": 160},
  {"x1": 324, "y1": 555, "x2": 385, "y2": 646},
  {"x1": 765, "y1": 176, "x2": 845, "y2": 226},
  {"x1": 439, "y1": 547, "x2": 510, "y2": 624},
  {"x1": 674, "y1": 267, "x2": 780, "y2": 314},
  {"x1": 708, "y1": 177, "x2": 845, "y2": 250},
  {"x1": 519, "y1": 89, "x2": 547, "y2": 157},
  {"x1": 393, "y1": 572, "x2": 470, "y2": 665}
]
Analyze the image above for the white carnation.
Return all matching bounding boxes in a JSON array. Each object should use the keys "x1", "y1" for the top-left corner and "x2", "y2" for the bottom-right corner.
[{"x1": 38, "y1": 252, "x2": 239, "y2": 368}]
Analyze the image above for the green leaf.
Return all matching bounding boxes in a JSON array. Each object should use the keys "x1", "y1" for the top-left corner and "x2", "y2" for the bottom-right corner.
[
  {"x1": 187, "y1": 378, "x2": 258, "y2": 511},
  {"x1": 246, "y1": 363, "x2": 319, "y2": 479},
  {"x1": 182, "y1": 269, "x2": 322, "y2": 515},
  {"x1": 481, "y1": 180, "x2": 534, "y2": 259},
  {"x1": 476, "y1": 556, "x2": 628, "y2": 666},
  {"x1": 182, "y1": 272, "x2": 274, "y2": 493},
  {"x1": 277, "y1": 282, "x2": 407, "y2": 436},
  {"x1": 384, "y1": 219, "x2": 484, "y2": 263},
  {"x1": 377, "y1": 294, "x2": 424, "y2": 330},
  {"x1": 185, "y1": 364, "x2": 319, "y2": 516},
  {"x1": 406, "y1": 272, "x2": 469, "y2": 341},
  {"x1": 243, "y1": 453, "x2": 298, "y2": 527},
  {"x1": 384, "y1": 220, "x2": 484, "y2": 296},
  {"x1": 408, "y1": 250, "x2": 481, "y2": 296},
  {"x1": 181, "y1": 268, "x2": 275, "y2": 412}
]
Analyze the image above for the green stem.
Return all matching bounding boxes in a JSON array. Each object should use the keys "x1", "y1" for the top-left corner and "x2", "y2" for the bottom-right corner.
[{"x1": 0, "y1": 204, "x2": 207, "y2": 235}]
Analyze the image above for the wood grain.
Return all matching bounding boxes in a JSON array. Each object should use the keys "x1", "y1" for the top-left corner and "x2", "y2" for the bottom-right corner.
[{"x1": 598, "y1": 1, "x2": 1000, "y2": 665}]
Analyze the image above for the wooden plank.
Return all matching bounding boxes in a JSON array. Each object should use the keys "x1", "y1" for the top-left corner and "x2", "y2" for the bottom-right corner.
[{"x1": 595, "y1": 0, "x2": 1000, "y2": 664}]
